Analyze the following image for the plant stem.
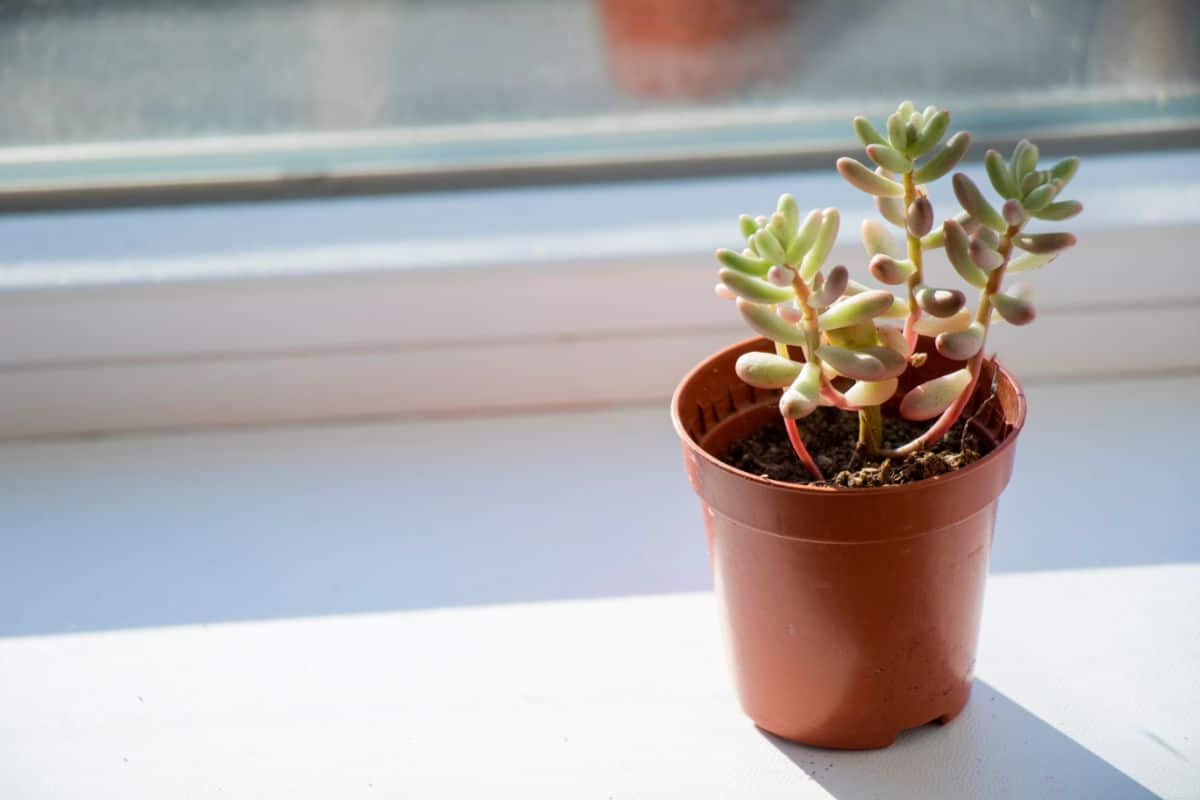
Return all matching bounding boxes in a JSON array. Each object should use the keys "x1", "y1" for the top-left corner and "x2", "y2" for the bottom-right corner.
[
  {"x1": 775, "y1": 281, "x2": 826, "y2": 482},
  {"x1": 901, "y1": 171, "x2": 924, "y2": 352},
  {"x1": 858, "y1": 405, "x2": 884, "y2": 454},
  {"x1": 881, "y1": 224, "x2": 1020, "y2": 458}
]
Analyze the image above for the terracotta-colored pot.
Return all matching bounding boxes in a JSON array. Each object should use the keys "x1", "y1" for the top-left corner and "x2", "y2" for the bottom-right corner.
[
  {"x1": 595, "y1": 0, "x2": 791, "y2": 98},
  {"x1": 671, "y1": 336, "x2": 1026, "y2": 749}
]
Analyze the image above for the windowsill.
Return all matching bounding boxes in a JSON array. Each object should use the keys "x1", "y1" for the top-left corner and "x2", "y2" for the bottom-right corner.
[{"x1": 0, "y1": 375, "x2": 1197, "y2": 797}]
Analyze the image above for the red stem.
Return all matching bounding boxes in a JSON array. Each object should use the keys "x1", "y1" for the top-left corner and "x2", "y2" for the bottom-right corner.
[
  {"x1": 784, "y1": 417, "x2": 825, "y2": 481},
  {"x1": 881, "y1": 352, "x2": 982, "y2": 458}
]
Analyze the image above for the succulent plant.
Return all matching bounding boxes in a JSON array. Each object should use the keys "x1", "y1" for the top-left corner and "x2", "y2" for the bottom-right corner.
[{"x1": 714, "y1": 102, "x2": 1080, "y2": 479}]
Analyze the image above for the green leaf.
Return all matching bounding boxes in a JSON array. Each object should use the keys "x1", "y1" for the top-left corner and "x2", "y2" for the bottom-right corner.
[
  {"x1": 852, "y1": 116, "x2": 888, "y2": 147},
  {"x1": 909, "y1": 109, "x2": 950, "y2": 157},
  {"x1": 912, "y1": 131, "x2": 971, "y2": 184},
  {"x1": 720, "y1": 268, "x2": 794, "y2": 304},
  {"x1": 1010, "y1": 139, "x2": 1039, "y2": 180},
  {"x1": 915, "y1": 285, "x2": 966, "y2": 318},
  {"x1": 752, "y1": 229, "x2": 787, "y2": 264},
  {"x1": 818, "y1": 290, "x2": 896, "y2": 330},
  {"x1": 899, "y1": 368, "x2": 973, "y2": 421},
  {"x1": 780, "y1": 363, "x2": 822, "y2": 419},
  {"x1": 1049, "y1": 156, "x2": 1080, "y2": 185},
  {"x1": 777, "y1": 194, "x2": 800, "y2": 241},
  {"x1": 861, "y1": 218, "x2": 902, "y2": 257},
  {"x1": 1007, "y1": 251, "x2": 1058, "y2": 272},
  {"x1": 868, "y1": 254, "x2": 915, "y2": 285},
  {"x1": 736, "y1": 298, "x2": 807, "y2": 346},
  {"x1": 716, "y1": 248, "x2": 771, "y2": 276},
  {"x1": 942, "y1": 219, "x2": 988, "y2": 288},
  {"x1": 991, "y1": 284, "x2": 1036, "y2": 325},
  {"x1": 837, "y1": 158, "x2": 904, "y2": 197},
  {"x1": 952, "y1": 173, "x2": 1006, "y2": 232},
  {"x1": 786, "y1": 209, "x2": 824, "y2": 264},
  {"x1": 1014, "y1": 232, "x2": 1076, "y2": 254},
  {"x1": 798, "y1": 208, "x2": 840, "y2": 282},
  {"x1": 866, "y1": 143, "x2": 912, "y2": 173},
  {"x1": 935, "y1": 322, "x2": 986, "y2": 360},
  {"x1": 985, "y1": 149, "x2": 1019, "y2": 198},
  {"x1": 1034, "y1": 200, "x2": 1083, "y2": 221},
  {"x1": 887, "y1": 112, "x2": 907, "y2": 152},
  {"x1": 738, "y1": 214, "x2": 759, "y2": 240},
  {"x1": 735, "y1": 352, "x2": 805, "y2": 389},
  {"x1": 877, "y1": 195, "x2": 906, "y2": 227},
  {"x1": 1022, "y1": 180, "x2": 1062, "y2": 212}
]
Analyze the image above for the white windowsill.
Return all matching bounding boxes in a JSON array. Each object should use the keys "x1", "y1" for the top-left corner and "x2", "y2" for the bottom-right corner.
[{"x1": 0, "y1": 375, "x2": 1197, "y2": 798}]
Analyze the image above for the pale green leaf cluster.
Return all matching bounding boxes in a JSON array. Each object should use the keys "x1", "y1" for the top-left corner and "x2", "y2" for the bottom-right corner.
[{"x1": 716, "y1": 104, "x2": 1082, "y2": 435}]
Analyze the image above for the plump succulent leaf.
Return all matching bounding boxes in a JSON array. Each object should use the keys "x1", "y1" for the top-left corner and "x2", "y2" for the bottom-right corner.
[
  {"x1": 906, "y1": 195, "x2": 934, "y2": 237},
  {"x1": 900, "y1": 368, "x2": 973, "y2": 420},
  {"x1": 766, "y1": 265, "x2": 797, "y2": 286},
  {"x1": 1010, "y1": 139, "x2": 1039, "y2": 180},
  {"x1": 861, "y1": 218, "x2": 902, "y2": 258},
  {"x1": 1002, "y1": 199, "x2": 1027, "y2": 228},
  {"x1": 1007, "y1": 251, "x2": 1058, "y2": 272},
  {"x1": 942, "y1": 219, "x2": 988, "y2": 288},
  {"x1": 736, "y1": 298, "x2": 808, "y2": 345},
  {"x1": 799, "y1": 208, "x2": 840, "y2": 281},
  {"x1": 812, "y1": 264, "x2": 849, "y2": 308},
  {"x1": 1034, "y1": 200, "x2": 1083, "y2": 221},
  {"x1": 909, "y1": 109, "x2": 951, "y2": 158},
  {"x1": 738, "y1": 214, "x2": 759, "y2": 240},
  {"x1": 837, "y1": 158, "x2": 904, "y2": 197},
  {"x1": 752, "y1": 229, "x2": 787, "y2": 265},
  {"x1": 1014, "y1": 232, "x2": 1077, "y2": 253},
  {"x1": 913, "y1": 131, "x2": 970, "y2": 184},
  {"x1": 968, "y1": 237, "x2": 1005, "y2": 271},
  {"x1": 844, "y1": 378, "x2": 900, "y2": 408},
  {"x1": 952, "y1": 173, "x2": 1006, "y2": 232},
  {"x1": 869, "y1": 253, "x2": 915, "y2": 285},
  {"x1": 876, "y1": 188, "x2": 906, "y2": 226},
  {"x1": 886, "y1": 112, "x2": 907, "y2": 152},
  {"x1": 913, "y1": 306, "x2": 972, "y2": 336},
  {"x1": 984, "y1": 149, "x2": 1019, "y2": 198},
  {"x1": 780, "y1": 363, "x2": 822, "y2": 419},
  {"x1": 717, "y1": 248, "x2": 771, "y2": 277},
  {"x1": 817, "y1": 345, "x2": 888, "y2": 381},
  {"x1": 786, "y1": 209, "x2": 824, "y2": 264},
  {"x1": 735, "y1": 351, "x2": 805, "y2": 389},
  {"x1": 853, "y1": 116, "x2": 889, "y2": 147},
  {"x1": 935, "y1": 321, "x2": 985, "y2": 360},
  {"x1": 876, "y1": 324, "x2": 911, "y2": 359},
  {"x1": 1049, "y1": 156, "x2": 1080, "y2": 185},
  {"x1": 818, "y1": 345, "x2": 907, "y2": 381},
  {"x1": 1022, "y1": 180, "x2": 1062, "y2": 212},
  {"x1": 915, "y1": 285, "x2": 966, "y2": 318},
  {"x1": 866, "y1": 144, "x2": 912, "y2": 173},
  {"x1": 991, "y1": 283, "x2": 1036, "y2": 325},
  {"x1": 818, "y1": 290, "x2": 896, "y2": 330},
  {"x1": 720, "y1": 268, "x2": 794, "y2": 303},
  {"x1": 777, "y1": 194, "x2": 800, "y2": 241}
]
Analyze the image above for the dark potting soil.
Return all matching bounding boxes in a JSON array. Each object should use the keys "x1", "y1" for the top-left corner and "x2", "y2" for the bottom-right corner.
[{"x1": 721, "y1": 406, "x2": 994, "y2": 488}]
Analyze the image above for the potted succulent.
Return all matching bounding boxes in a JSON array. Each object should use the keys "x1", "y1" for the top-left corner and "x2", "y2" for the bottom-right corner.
[{"x1": 671, "y1": 101, "x2": 1081, "y2": 749}]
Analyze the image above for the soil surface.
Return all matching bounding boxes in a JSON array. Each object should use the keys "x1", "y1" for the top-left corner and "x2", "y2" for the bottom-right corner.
[{"x1": 722, "y1": 406, "x2": 993, "y2": 488}]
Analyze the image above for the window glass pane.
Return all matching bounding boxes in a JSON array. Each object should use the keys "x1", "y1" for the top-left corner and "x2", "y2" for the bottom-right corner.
[{"x1": 1, "y1": 0, "x2": 1197, "y2": 198}]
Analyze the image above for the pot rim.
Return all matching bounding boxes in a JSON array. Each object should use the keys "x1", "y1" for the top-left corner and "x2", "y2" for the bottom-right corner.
[{"x1": 671, "y1": 335, "x2": 1028, "y2": 496}]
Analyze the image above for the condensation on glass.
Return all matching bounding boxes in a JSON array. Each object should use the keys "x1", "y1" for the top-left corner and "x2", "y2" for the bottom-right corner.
[{"x1": 0, "y1": 0, "x2": 1196, "y2": 197}]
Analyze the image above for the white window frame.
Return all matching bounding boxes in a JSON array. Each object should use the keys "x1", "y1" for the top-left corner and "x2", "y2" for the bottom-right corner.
[{"x1": 1, "y1": 149, "x2": 1197, "y2": 438}]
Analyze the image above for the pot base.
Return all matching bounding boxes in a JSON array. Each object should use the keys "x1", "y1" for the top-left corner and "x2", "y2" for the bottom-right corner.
[{"x1": 751, "y1": 682, "x2": 972, "y2": 750}]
